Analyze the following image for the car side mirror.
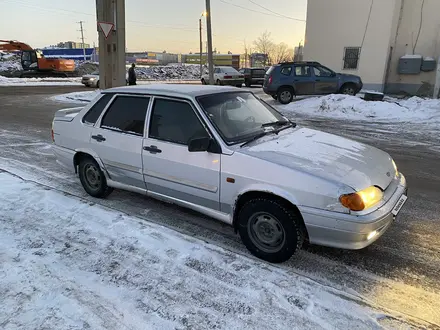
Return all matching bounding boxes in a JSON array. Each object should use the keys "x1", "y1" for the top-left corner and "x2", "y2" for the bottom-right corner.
[
  {"x1": 331, "y1": 72, "x2": 336, "y2": 77},
  {"x1": 188, "y1": 136, "x2": 211, "y2": 152}
]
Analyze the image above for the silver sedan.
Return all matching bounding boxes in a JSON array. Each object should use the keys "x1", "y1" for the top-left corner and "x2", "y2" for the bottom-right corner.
[{"x1": 52, "y1": 85, "x2": 407, "y2": 263}]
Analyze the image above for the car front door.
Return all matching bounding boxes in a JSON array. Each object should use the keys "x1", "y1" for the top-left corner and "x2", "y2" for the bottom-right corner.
[
  {"x1": 293, "y1": 65, "x2": 315, "y2": 95},
  {"x1": 313, "y1": 66, "x2": 339, "y2": 94},
  {"x1": 142, "y1": 97, "x2": 221, "y2": 210},
  {"x1": 91, "y1": 94, "x2": 150, "y2": 189}
]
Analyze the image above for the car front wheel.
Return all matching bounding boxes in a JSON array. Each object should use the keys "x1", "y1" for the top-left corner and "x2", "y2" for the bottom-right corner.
[
  {"x1": 340, "y1": 84, "x2": 356, "y2": 95},
  {"x1": 78, "y1": 157, "x2": 113, "y2": 198},
  {"x1": 201, "y1": 78, "x2": 207, "y2": 85},
  {"x1": 237, "y1": 198, "x2": 305, "y2": 263}
]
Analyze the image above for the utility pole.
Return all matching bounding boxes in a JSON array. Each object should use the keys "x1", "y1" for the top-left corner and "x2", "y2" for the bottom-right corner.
[
  {"x1": 96, "y1": 0, "x2": 126, "y2": 89},
  {"x1": 78, "y1": 21, "x2": 87, "y2": 61},
  {"x1": 434, "y1": 56, "x2": 440, "y2": 98},
  {"x1": 205, "y1": 0, "x2": 214, "y2": 84},
  {"x1": 199, "y1": 17, "x2": 203, "y2": 78}
]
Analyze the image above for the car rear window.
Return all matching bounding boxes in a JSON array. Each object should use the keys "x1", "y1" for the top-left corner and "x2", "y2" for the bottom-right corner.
[
  {"x1": 266, "y1": 66, "x2": 275, "y2": 75},
  {"x1": 222, "y1": 67, "x2": 239, "y2": 73},
  {"x1": 82, "y1": 93, "x2": 113, "y2": 125}
]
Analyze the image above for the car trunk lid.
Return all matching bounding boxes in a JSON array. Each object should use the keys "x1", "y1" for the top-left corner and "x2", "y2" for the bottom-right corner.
[{"x1": 54, "y1": 106, "x2": 83, "y2": 122}]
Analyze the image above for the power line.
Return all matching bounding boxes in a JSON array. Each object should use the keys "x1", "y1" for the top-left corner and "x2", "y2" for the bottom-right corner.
[
  {"x1": 413, "y1": 0, "x2": 425, "y2": 54},
  {"x1": 247, "y1": 0, "x2": 306, "y2": 22},
  {"x1": 218, "y1": 0, "x2": 305, "y2": 22},
  {"x1": 360, "y1": 0, "x2": 374, "y2": 49}
]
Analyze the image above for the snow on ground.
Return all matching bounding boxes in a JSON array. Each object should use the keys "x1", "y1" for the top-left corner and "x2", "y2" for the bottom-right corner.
[
  {"x1": 0, "y1": 76, "x2": 82, "y2": 86},
  {"x1": 276, "y1": 94, "x2": 440, "y2": 124},
  {"x1": 0, "y1": 170, "x2": 399, "y2": 329},
  {"x1": 134, "y1": 64, "x2": 205, "y2": 80},
  {"x1": 0, "y1": 57, "x2": 22, "y2": 72}
]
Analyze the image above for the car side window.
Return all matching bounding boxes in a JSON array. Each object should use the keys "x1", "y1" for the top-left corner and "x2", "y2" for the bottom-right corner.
[
  {"x1": 214, "y1": 68, "x2": 220, "y2": 74},
  {"x1": 280, "y1": 66, "x2": 292, "y2": 76},
  {"x1": 100, "y1": 95, "x2": 150, "y2": 136},
  {"x1": 239, "y1": 69, "x2": 244, "y2": 74},
  {"x1": 294, "y1": 66, "x2": 311, "y2": 77},
  {"x1": 82, "y1": 94, "x2": 113, "y2": 125},
  {"x1": 149, "y1": 99, "x2": 209, "y2": 145},
  {"x1": 313, "y1": 66, "x2": 333, "y2": 77}
]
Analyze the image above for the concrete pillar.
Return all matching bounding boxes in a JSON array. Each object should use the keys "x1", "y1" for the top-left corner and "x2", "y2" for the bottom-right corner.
[{"x1": 96, "y1": 0, "x2": 126, "y2": 89}]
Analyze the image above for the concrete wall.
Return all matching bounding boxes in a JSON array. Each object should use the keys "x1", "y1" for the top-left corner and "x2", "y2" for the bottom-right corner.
[
  {"x1": 304, "y1": 0, "x2": 396, "y2": 91},
  {"x1": 385, "y1": 0, "x2": 440, "y2": 95}
]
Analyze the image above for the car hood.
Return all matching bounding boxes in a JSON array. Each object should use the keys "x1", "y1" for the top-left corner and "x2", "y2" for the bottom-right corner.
[
  {"x1": 239, "y1": 127, "x2": 394, "y2": 191},
  {"x1": 82, "y1": 74, "x2": 98, "y2": 79},
  {"x1": 337, "y1": 73, "x2": 360, "y2": 80}
]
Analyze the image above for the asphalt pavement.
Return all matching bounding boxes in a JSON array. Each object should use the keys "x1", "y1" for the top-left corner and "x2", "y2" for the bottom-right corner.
[{"x1": 0, "y1": 85, "x2": 439, "y2": 327}]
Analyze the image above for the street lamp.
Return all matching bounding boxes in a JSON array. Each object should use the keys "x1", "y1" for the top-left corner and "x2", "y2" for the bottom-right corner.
[{"x1": 199, "y1": 11, "x2": 207, "y2": 78}]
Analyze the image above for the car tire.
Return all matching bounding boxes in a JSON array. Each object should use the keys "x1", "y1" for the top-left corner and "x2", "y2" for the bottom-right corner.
[
  {"x1": 245, "y1": 80, "x2": 251, "y2": 87},
  {"x1": 78, "y1": 157, "x2": 113, "y2": 198},
  {"x1": 340, "y1": 83, "x2": 356, "y2": 96},
  {"x1": 201, "y1": 78, "x2": 207, "y2": 85},
  {"x1": 271, "y1": 95, "x2": 277, "y2": 100},
  {"x1": 216, "y1": 79, "x2": 222, "y2": 86},
  {"x1": 237, "y1": 198, "x2": 305, "y2": 263},
  {"x1": 277, "y1": 87, "x2": 294, "y2": 104},
  {"x1": 96, "y1": 80, "x2": 100, "y2": 89},
  {"x1": 236, "y1": 84, "x2": 242, "y2": 88}
]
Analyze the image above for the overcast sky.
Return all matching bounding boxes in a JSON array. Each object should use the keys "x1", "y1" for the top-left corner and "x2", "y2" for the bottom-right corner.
[{"x1": 1, "y1": 0, "x2": 307, "y2": 54}]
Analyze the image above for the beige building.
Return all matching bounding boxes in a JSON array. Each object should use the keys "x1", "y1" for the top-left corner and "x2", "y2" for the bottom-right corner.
[{"x1": 304, "y1": 0, "x2": 440, "y2": 95}]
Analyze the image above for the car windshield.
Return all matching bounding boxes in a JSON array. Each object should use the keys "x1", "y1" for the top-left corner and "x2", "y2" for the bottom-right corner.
[
  {"x1": 197, "y1": 92, "x2": 290, "y2": 145},
  {"x1": 91, "y1": 71, "x2": 99, "y2": 75}
]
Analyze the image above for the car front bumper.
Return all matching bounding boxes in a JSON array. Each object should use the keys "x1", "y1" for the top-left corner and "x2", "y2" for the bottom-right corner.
[{"x1": 299, "y1": 174, "x2": 407, "y2": 250}]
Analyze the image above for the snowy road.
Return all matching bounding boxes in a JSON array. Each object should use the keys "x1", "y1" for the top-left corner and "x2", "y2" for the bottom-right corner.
[
  {"x1": 0, "y1": 86, "x2": 439, "y2": 327},
  {"x1": 0, "y1": 171, "x2": 411, "y2": 329}
]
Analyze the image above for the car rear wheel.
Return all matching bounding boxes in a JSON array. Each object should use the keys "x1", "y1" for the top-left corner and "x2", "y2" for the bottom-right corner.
[
  {"x1": 236, "y1": 84, "x2": 242, "y2": 88},
  {"x1": 78, "y1": 157, "x2": 113, "y2": 198},
  {"x1": 237, "y1": 198, "x2": 305, "y2": 263},
  {"x1": 216, "y1": 79, "x2": 221, "y2": 85},
  {"x1": 245, "y1": 80, "x2": 251, "y2": 87},
  {"x1": 277, "y1": 87, "x2": 294, "y2": 104},
  {"x1": 340, "y1": 84, "x2": 356, "y2": 95},
  {"x1": 201, "y1": 78, "x2": 207, "y2": 85}
]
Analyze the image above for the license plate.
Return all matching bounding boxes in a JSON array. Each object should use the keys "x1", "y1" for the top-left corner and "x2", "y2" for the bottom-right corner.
[{"x1": 391, "y1": 194, "x2": 407, "y2": 216}]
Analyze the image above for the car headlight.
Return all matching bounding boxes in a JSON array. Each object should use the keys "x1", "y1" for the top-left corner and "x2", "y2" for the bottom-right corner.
[
  {"x1": 392, "y1": 159, "x2": 398, "y2": 177},
  {"x1": 339, "y1": 186, "x2": 383, "y2": 211},
  {"x1": 89, "y1": 77, "x2": 95, "y2": 81}
]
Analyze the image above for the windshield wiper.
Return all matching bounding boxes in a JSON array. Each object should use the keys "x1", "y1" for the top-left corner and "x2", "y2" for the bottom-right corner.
[
  {"x1": 261, "y1": 120, "x2": 294, "y2": 128},
  {"x1": 240, "y1": 130, "x2": 275, "y2": 148}
]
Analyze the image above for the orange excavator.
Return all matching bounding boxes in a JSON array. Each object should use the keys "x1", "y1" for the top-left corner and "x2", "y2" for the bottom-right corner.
[{"x1": 0, "y1": 40, "x2": 75, "y2": 77}]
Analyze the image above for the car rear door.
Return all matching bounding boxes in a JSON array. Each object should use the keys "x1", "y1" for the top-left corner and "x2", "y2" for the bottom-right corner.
[
  {"x1": 142, "y1": 96, "x2": 221, "y2": 210},
  {"x1": 312, "y1": 66, "x2": 339, "y2": 94},
  {"x1": 293, "y1": 65, "x2": 314, "y2": 95},
  {"x1": 90, "y1": 94, "x2": 150, "y2": 189}
]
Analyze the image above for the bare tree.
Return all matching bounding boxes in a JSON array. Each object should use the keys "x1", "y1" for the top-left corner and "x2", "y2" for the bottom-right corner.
[
  {"x1": 253, "y1": 31, "x2": 274, "y2": 64},
  {"x1": 271, "y1": 42, "x2": 294, "y2": 64}
]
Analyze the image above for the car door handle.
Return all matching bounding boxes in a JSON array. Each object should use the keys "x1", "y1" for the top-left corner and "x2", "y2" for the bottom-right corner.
[
  {"x1": 91, "y1": 134, "x2": 106, "y2": 142},
  {"x1": 143, "y1": 145, "x2": 162, "y2": 154}
]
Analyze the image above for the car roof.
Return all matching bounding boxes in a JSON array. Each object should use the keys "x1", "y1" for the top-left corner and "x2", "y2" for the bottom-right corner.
[{"x1": 103, "y1": 83, "x2": 240, "y2": 97}]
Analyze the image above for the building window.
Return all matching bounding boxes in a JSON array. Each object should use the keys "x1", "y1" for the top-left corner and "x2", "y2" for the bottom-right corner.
[{"x1": 343, "y1": 47, "x2": 361, "y2": 70}]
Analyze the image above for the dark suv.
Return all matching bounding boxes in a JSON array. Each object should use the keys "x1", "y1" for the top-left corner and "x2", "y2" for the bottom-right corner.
[
  {"x1": 263, "y1": 61, "x2": 363, "y2": 104},
  {"x1": 239, "y1": 67, "x2": 267, "y2": 87}
]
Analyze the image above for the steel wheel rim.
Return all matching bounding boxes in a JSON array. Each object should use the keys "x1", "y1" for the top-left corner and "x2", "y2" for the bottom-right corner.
[
  {"x1": 248, "y1": 212, "x2": 286, "y2": 253},
  {"x1": 84, "y1": 164, "x2": 101, "y2": 190},
  {"x1": 280, "y1": 91, "x2": 291, "y2": 102},
  {"x1": 344, "y1": 87, "x2": 355, "y2": 95}
]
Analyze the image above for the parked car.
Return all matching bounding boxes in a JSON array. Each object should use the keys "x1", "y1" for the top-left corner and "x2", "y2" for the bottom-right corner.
[
  {"x1": 239, "y1": 67, "x2": 267, "y2": 87},
  {"x1": 201, "y1": 66, "x2": 244, "y2": 87},
  {"x1": 82, "y1": 71, "x2": 129, "y2": 88},
  {"x1": 52, "y1": 84, "x2": 407, "y2": 263},
  {"x1": 263, "y1": 61, "x2": 363, "y2": 104}
]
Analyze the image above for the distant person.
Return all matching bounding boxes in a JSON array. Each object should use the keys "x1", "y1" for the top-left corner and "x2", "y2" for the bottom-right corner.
[{"x1": 128, "y1": 63, "x2": 136, "y2": 85}]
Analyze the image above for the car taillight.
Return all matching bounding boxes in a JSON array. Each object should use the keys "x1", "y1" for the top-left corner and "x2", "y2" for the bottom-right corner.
[
  {"x1": 268, "y1": 76, "x2": 273, "y2": 85},
  {"x1": 224, "y1": 75, "x2": 232, "y2": 79}
]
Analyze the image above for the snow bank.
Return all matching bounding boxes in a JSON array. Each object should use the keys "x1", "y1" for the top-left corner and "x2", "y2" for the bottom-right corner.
[
  {"x1": 0, "y1": 75, "x2": 82, "y2": 86},
  {"x1": 135, "y1": 64, "x2": 206, "y2": 80},
  {"x1": 0, "y1": 171, "x2": 392, "y2": 329},
  {"x1": 51, "y1": 90, "x2": 101, "y2": 103},
  {"x1": 276, "y1": 94, "x2": 440, "y2": 123}
]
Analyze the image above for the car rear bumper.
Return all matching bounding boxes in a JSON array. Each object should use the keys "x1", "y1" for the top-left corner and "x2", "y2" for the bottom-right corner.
[
  {"x1": 263, "y1": 85, "x2": 277, "y2": 95},
  {"x1": 221, "y1": 79, "x2": 244, "y2": 86},
  {"x1": 53, "y1": 145, "x2": 75, "y2": 172},
  {"x1": 299, "y1": 174, "x2": 407, "y2": 250}
]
